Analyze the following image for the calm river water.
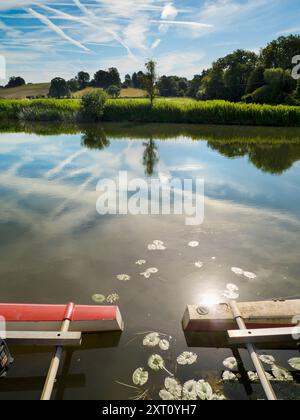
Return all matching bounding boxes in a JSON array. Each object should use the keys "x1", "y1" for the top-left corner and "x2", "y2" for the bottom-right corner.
[{"x1": 0, "y1": 123, "x2": 299, "y2": 400}]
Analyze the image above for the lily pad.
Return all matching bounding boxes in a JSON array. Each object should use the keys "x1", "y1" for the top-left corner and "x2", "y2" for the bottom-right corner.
[
  {"x1": 92, "y1": 294, "x2": 106, "y2": 304},
  {"x1": 106, "y1": 293, "x2": 119, "y2": 304},
  {"x1": 148, "y1": 354, "x2": 165, "y2": 372},
  {"x1": 132, "y1": 368, "x2": 149, "y2": 386},
  {"x1": 222, "y1": 290, "x2": 239, "y2": 300},
  {"x1": 222, "y1": 371, "x2": 238, "y2": 382},
  {"x1": 159, "y1": 389, "x2": 175, "y2": 400},
  {"x1": 165, "y1": 377, "x2": 182, "y2": 399},
  {"x1": 196, "y1": 380, "x2": 213, "y2": 400},
  {"x1": 116, "y1": 274, "x2": 131, "y2": 282},
  {"x1": 177, "y1": 351, "x2": 197, "y2": 366},
  {"x1": 226, "y1": 283, "x2": 239, "y2": 293},
  {"x1": 188, "y1": 241, "x2": 199, "y2": 248},
  {"x1": 195, "y1": 261, "x2": 204, "y2": 269},
  {"x1": 159, "y1": 339, "x2": 170, "y2": 351},
  {"x1": 143, "y1": 332, "x2": 160, "y2": 347},
  {"x1": 135, "y1": 260, "x2": 146, "y2": 266},
  {"x1": 271, "y1": 365, "x2": 293, "y2": 382},
  {"x1": 288, "y1": 358, "x2": 300, "y2": 371},
  {"x1": 223, "y1": 357, "x2": 238, "y2": 370},
  {"x1": 259, "y1": 355, "x2": 276, "y2": 365},
  {"x1": 231, "y1": 267, "x2": 244, "y2": 276},
  {"x1": 243, "y1": 271, "x2": 257, "y2": 280},
  {"x1": 182, "y1": 380, "x2": 198, "y2": 400}
]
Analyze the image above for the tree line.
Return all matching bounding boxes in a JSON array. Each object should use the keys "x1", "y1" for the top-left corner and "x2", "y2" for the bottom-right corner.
[{"x1": 2, "y1": 34, "x2": 300, "y2": 105}]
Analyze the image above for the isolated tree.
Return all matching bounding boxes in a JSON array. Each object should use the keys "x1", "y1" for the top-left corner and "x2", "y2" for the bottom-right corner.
[
  {"x1": 77, "y1": 71, "x2": 90, "y2": 90},
  {"x1": 123, "y1": 74, "x2": 132, "y2": 88},
  {"x1": 144, "y1": 60, "x2": 157, "y2": 105},
  {"x1": 49, "y1": 77, "x2": 70, "y2": 98},
  {"x1": 80, "y1": 89, "x2": 108, "y2": 121},
  {"x1": 107, "y1": 85, "x2": 121, "y2": 98},
  {"x1": 6, "y1": 76, "x2": 25, "y2": 88}
]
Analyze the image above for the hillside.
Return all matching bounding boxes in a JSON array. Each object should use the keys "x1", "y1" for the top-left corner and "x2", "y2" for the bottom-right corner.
[
  {"x1": 0, "y1": 83, "x2": 147, "y2": 99},
  {"x1": 0, "y1": 83, "x2": 50, "y2": 99}
]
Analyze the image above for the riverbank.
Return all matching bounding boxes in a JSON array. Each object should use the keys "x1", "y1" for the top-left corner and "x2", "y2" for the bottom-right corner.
[{"x1": 1, "y1": 98, "x2": 300, "y2": 127}]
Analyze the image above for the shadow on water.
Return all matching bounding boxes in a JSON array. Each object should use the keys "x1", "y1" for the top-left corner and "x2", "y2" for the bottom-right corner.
[{"x1": 1, "y1": 121, "x2": 300, "y2": 175}]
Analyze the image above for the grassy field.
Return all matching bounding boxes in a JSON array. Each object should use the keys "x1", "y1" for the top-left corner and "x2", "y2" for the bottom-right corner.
[
  {"x1": 0, "y1": 83, "x2": 147, "y2": 99},
  {"x1": 0, "y1": 83, "x2": 50, "y2": 99}
]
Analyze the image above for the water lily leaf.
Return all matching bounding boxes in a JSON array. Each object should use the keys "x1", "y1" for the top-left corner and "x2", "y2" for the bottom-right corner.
[
  {"x1": 148, "y1": 241, "x2": 166, "y2": 251},
  {"x1": 165, "y1": 377, "x2": 182, "y2": 399},
  {"x1": 195, "y1": 380, "x2": 213, "y2": 400},
  {"x1": 243, "y1": 271, "x2": 257, "y2": 280},
  {"x1": 106, "y1": 293, "x2": 119, "y2": 304},
  {"x1": 271, "y1": 365, "x2": 293, "y2": 382},
  {"x1": 222, "y1": 370, "x2": 238, "y2": 382},
  {"x1": 182, "y1": 380, "x2": 198, "y2": 400},
  {"x1": 153, "y1": 240, "x2": 164, "y2": 246},
  {"x1": 211, "y1": 394, "x2": 227, "y2": 400},
  {"x1": 226, "y1": 283, "x2": 239, "y2": 292},
  {"x1": 148, "y1": 244, "x2": 157, "y2": 250},
  {"x1": 259, "y1": 355, "x2": 276, "y2": 365},
  {"x1": 188, "y1": 241, "x2": 199, "y2": 248},
  {"x1": 194, "y1": 261, "x2": 204, "y2": 269},
  {"x1": 177, "y1": 351, "x2": 197, "y2": 366},
  {"x1": 222, "y1": 290, "x2": 239, "y2": 300},
  {"x1": 148, "y1": 354, "x2": 165, "y2": 371},
  {"x1": 132, "y1": 368, "x2": 149, "y2": 386},
  {"x1": 159, "y1": 389, "x2": 175, "y2": 400},
  {"x1": 248, "y1": 371, "x2": 259, "y2": 382},
  {"x1": 92, "y1": 294, "x2": 106, "y2": 304},
  {"x1": 148, "y1": 267, "x2": 158, "y2": 274},
  {"x1": 223, "y1": 357, "x2": 238, "y2": 370},
  {"x1": 159, "y1": 339, "x2": 170, "y2": 351},
  {"x1": 135, "y1": 260, "x2": 146, "y2": 266},
  {"x1": 143, "y1": 332, "x2": 160, "y2": 347},
  {"x1": 116, "y1": 274, "x2": 131, "y2": 281},
  {"x1": 288, "y1": 358, "x2": 300, "y2": 371},
  {"x1": 140, "y1": 271, "x2": 151, "y2": 279},
  {"x1": 231, "y1": 267, "x2": 244, "y2": 276}
]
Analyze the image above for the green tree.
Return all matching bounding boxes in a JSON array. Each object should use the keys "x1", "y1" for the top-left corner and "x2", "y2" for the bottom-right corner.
[
  {"x1": 67, "y1": 78, "x2": 79, "y2": 92},
  {"x1": 6, "y1": 76, "x2": 26, "y2": 88},
  {"x1": 107, "y1": 84, "x2": 121, "y2": 98},
  {"x1": 144, "y1": 60, "x2": 157, "y2": 106},
  {"x1": 295, "y1": 79, "x2": 300, "y2": 101},
  {"x1": 77, "y1": 71, "x2": 90, "y2": 90},
  {"x1": 107, "y1": 67, "x2": 121, "y2": 87},
  {"x1": 49, "y1": 77, "x2": 70, "y2": 98},
  {"x1": 260, "y1": 35, "x2": 300, "y2": 70},
  {"x1": 246, "y1": 66, "x2": 265, "y2": 94},
  {"x1": 123, "y1": 74, "x2": 132, "y2": 88},
  {"x1": 198, "y1": 66, "x2": 226, "y2": 100},
  {"x1": 92, "y1": 70, "x2": 109, "y2": 88},
  {"x1": 80, "y1": 89, "x2": 108, "y2": 122}
]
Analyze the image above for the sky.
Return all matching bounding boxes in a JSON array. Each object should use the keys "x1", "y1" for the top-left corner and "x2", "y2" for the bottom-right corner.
[{"x1": 0, "y1": 0, "x2": 299, "y2": 83}]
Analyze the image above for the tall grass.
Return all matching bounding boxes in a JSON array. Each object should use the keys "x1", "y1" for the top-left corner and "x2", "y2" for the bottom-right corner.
[{"x1": 1, "y1": 98, "x2": 300, "y2": 127}]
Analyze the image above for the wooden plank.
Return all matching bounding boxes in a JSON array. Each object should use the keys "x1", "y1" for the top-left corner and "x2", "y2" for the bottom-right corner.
[
  {"x1": 228, "y1": 326, "x2": 300, "y2": 345},
  {"x1": 2, "y1": 331, "x2": 82, "y2": 346},
  {"x1": 183, "y1": 300, "x2": 300, "y2": 332}
]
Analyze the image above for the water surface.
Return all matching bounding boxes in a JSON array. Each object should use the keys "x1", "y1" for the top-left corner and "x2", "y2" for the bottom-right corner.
[{"x1": 0, "y1": 123, "x2": 300, "y2": 400}]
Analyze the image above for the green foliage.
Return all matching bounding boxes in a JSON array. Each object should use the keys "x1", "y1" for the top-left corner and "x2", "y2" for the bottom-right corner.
[
  {"x1": 6, "y1": 76, "x2": 26, "y2": 88},
  {"x1": 144, "y1": 60, "x2": 158, "y2": 106},
  {"x1": 1, "y1": 98, "x2": 300, "y2": 127},
  {"x1": 49, "y1": 77, "x2": 70, "y2": 98},
  {"x1": 106, "y1": 85, "x2": 121, "y2": 99},
  {"x1": 244, "y1": 68, "x2": 297, "y2": 105},
  {"x1": 80, "y1": 89, "x2": 108, "y2": 121},
  {"x1": 77, "y1": 71, "x2": 90, "y2": 89},
  {"x1": 67, "y1": 78, "x2": 79, "y2": 92},
  {"x1": 157, "y1": 76, "x2": 189, "y2": 97},
  {"x1": 92, "y1": 67, "x2": 121, "y2": 89},
  {"x1": 260, "y1": 35, "x2": 300, "y2": 70}
]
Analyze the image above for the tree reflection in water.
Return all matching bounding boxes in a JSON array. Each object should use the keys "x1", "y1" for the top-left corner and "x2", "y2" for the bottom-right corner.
[
  {"x1": 81, "y1": 127, "x2": 110, "y2": 150},
  {"x1": 143, "y1": 137, "x2": 159, "y2": 176}
]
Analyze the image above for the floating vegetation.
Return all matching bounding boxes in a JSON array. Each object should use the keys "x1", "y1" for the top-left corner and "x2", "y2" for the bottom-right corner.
[
  {"x1": 106, "y1": 293, "x2": 120, "y2": 304},
  {"x1": 92, "y1": 294, "x2": 106, "y2": 304},
  {"x1": 143, "y1": 332, "x2": 160, "y2": 348},
  {"x1": 116, "y1": 274, "x2": 131, "y2": 281},
  {"x1": 164, "y1": 377, "x2": 182, "y2": 399},
  {"x1": 194, "y1": 261, "x2": 204, "y2": 269},
  {"x1": 288, "y1": 358, "x2": 300, "y2": 371},
  {"x1": 223, "y1": 357, "x2": 238, "y2": 370},
  {"x1": 226, "y1": 283, "x2": 239, "y2": 293},
  {"x1": 132, "y1": 368, "x2": 149, "y2": 386},
  {"x1": 196, "y1": 380, "x2": 213, "y2": 401},
  {"x1": 159, "y1": 339, "x2": 170, "y2": 351},
  {"x1": 177, "y1": 351, "x2": 197, "y2": 366},
  {"x1": 231, "y1": 267, "x2": 257, "y2": 280},
  {"x1": 148, "y1": 240, "x2": 166, "y2": 251},
  {"x1": 188, "y1": 241, "x2": 199, "y2": 248},
  {"x1": 135, "y1": 260, "x2": 146, "y2": 266},
  {"x1": 248, "y1": 371, "x2": 259, "y2": 382},
  {"x1": 140, "y1": 267, "x2": 159, "y2": 279},
  {"x1": 182, "y1": 380, "x2": 198, "y2": 400},
  {"x1": 259, "y1": 355, "x2": 276, "y2": 366},
  {"x1": 222, "y1": 290, "x2": 239, "y2": 300},
  {"x1": 271, "y1": 365, "x2": 294, "y2": 382},
  {"x1": 222, "y1": 371, "x2": 238, "y2": 382}
]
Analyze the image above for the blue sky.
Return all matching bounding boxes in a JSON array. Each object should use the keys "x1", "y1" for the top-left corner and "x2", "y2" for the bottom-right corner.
[{"x1": 0, "y1": 0, "x2": 299, "y2": 83}]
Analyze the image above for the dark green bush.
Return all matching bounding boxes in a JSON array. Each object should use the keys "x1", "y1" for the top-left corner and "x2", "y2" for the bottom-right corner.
[{"x1": 80, "y1": 89, "x2": 108, "y2": 121}]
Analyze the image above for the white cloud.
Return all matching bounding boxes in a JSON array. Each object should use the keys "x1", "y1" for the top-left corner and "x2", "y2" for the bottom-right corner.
[{"x1": 161, "y1": 3, "x2": 178, "y2": 20}]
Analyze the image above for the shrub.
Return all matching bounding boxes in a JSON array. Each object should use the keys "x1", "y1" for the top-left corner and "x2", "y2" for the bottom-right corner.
[{"x1": 80, "y1": 89, "x2": 108, "y2": 121}]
